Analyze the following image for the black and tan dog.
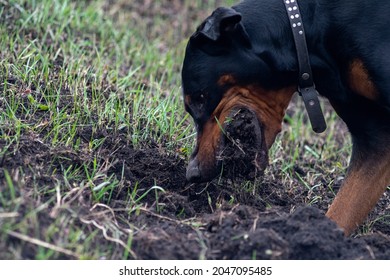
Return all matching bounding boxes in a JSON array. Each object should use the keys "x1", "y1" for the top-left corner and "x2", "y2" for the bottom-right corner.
[{"x1": 181, "y1": 0, "x2": 390, "y2": 235}]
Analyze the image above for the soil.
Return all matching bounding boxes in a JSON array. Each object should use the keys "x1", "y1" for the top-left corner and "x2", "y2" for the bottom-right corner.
[
  {"x1": 2, "y1": 126, "x2": 390, "y2": 260},
  {"x1": 98, "y1": 127, "x2": 390, "y2": 260},
  {"x1": 219, "y1": 107, "x2": 268, "y2": 180}
]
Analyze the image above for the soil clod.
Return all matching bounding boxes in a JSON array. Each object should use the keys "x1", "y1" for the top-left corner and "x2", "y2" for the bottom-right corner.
[{"x1": 219, "y1": 108, "x2": 268, "y2": 180}]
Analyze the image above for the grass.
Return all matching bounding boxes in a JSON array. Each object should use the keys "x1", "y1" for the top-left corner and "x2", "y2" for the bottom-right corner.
[
  {"x1": 1, "y1": 0, "x2": 196, "y2": 151},
  {"x1": 0, "y1": 0, "x2": 233, "y2": 260},
  {"x1": 1, "y1": 0, "x2": 385, "y2": 260}
]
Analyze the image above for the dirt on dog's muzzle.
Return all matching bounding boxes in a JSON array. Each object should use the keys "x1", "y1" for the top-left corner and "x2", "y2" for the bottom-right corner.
[{"x1": 186, "y1": 107, "x2": 268, "y2": 183}]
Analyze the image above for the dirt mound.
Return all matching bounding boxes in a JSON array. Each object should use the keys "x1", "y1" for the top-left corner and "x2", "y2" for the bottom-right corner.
[
  {"x1": 93, "y1": 133, "x2": 390, "y2": 260},
  {"x1": 130, "y1": 205, "x2": 389, "y2": 260},
  {"x1": 2, "y1": 129, "x2": 390, "y2": 260},
  {"x1": 204, "y1": 206, "x2": 367, "y2": 260}
]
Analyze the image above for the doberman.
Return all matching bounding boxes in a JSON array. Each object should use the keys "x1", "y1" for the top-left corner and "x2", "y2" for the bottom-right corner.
[{"x1": 181, "y1": 0, "x2": 390, "y2": 236}]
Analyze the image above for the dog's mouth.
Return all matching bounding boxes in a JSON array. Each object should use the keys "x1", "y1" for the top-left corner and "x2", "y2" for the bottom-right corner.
[{"x1": 186, "y1": 107, "x2": 269, "y2": 183}]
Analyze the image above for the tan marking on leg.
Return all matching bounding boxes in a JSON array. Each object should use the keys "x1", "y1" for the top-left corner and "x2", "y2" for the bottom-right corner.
[
  {"x1": 326, "y1": 152, "x2": 390, "y2": 235},
  {"x1": 348, "y1": 59, "x2": 378, "y2": 101}
]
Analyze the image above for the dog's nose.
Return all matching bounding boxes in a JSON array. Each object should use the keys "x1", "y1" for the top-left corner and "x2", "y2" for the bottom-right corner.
[{"x1": 186, "y1": 158, "x2": 201, "y2": 182}]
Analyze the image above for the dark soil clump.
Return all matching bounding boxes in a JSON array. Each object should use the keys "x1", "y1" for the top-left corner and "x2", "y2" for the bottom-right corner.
[
  {"x1": 219, "y1": 108, "x2": 268, "y2": 180},
  {"x1": 130, "y1": 205, "x2": 389, "y2": 260}
]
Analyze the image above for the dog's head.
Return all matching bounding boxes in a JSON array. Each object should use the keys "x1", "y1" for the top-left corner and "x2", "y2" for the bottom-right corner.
[{"x1": 182, "y1": 7, "x2": 295, "y2": 183}]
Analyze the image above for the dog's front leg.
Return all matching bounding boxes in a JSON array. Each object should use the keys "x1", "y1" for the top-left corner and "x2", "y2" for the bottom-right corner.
[{"x1": 326, "y1": 141, "x2": 390, "y2": 236}]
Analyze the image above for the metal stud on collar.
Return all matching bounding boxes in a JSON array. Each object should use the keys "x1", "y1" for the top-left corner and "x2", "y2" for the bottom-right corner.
[{"x1": 284, "y1": 0, "x2": 327, "y2": 133}]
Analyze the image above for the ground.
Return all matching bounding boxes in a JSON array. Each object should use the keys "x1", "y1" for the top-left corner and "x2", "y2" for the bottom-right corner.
[
  {"x1": 0, "y1": 0, "x2": 389, "y2": 260},
  {"x1": 2, "y1": 124, "x2": 390, "y2": 260}
]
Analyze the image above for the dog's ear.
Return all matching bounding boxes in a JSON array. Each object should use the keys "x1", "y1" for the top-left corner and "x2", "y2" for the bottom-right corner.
[
  {"x1": 191, "y1": 7, "x2": 251, "y2": 50},
  {"x1": 195, "y1": 7, "x2": 242, "y2": 41}
]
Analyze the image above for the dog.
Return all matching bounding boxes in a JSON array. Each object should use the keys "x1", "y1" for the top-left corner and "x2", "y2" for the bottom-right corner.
[{"x1": 181, "y1": 0, "x2": 390, "y2": 236}]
